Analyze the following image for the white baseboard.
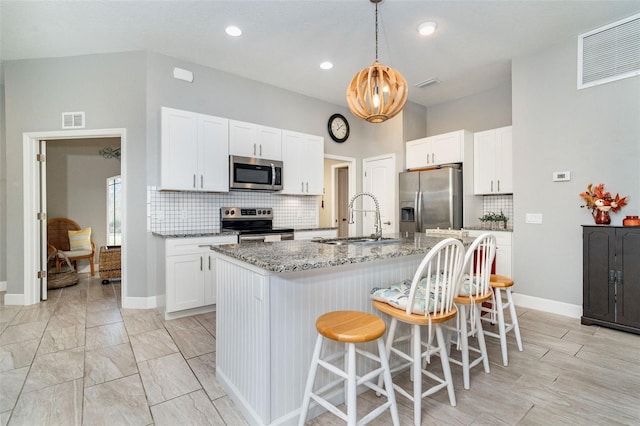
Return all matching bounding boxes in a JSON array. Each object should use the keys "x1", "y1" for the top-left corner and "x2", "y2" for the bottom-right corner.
[
  {"x1": 122, "y1": 296, "x2": 157, "y2": 310},
  {"x1": 3, "y1": 293, "x2": 25, "y2": 305},
  {"x1": 0, "y1": 281, "x2": 6, "y2": 292},
  {"x1": 513, "y1": 293, "x2": 582, "y2": 319}
]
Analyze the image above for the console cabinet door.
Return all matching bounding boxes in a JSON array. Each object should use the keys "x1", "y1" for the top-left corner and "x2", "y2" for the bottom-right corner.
[
  {"x1": 616, "y1": 228, "x2": 640, "y2": 329},
  {"x1": 582, "y1": 227, "x2": 616, "y2": 323}
]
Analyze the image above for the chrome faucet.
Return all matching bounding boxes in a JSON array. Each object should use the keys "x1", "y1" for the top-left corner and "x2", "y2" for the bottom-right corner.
[{"x1": 348, "y1": 192, "x2": 382, "y2": 240}]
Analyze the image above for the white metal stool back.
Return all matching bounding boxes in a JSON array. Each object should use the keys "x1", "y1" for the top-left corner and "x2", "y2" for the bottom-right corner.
[
  {"x1": 372, "y1": 238, "x2": 465, "y2": 426},
  {"x1": 298, "y1": 310, "x2": 399, "y2": 426},
  {"x1": 448, "y1": 232, "x2": 496, "y2": 389}
]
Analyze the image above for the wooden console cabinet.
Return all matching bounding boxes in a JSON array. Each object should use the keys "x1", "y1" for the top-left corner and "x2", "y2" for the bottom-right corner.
[{"x1": 582, "y1": 226, "x2": 640, "y2": 334}]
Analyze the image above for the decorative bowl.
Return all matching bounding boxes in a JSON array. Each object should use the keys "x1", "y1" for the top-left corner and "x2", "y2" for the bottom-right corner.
[{"x1": 622, "y1": 215, "x2": 640, "y2": 227}]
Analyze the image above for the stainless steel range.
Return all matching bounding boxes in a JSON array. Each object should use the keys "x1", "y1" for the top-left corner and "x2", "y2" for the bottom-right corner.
[{"x1": 221, "y1": 207, "x2": 294, "y2": 243}]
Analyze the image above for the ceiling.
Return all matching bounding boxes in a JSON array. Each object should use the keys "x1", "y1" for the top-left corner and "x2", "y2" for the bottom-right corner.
[{"x1": 2, "y1": 0, "x2": 639, "y2": 108}]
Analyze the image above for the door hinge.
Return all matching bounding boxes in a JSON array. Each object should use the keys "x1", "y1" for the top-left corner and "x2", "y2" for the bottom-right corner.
[
  {"x1": 37, "y1": 212, "x2": 47, "y2": 221},
  {"x1": 37, "y1": 270, "x2": 47, "y2": 279},
  {"x1": 36, "y1": 154, "x2": 46, "y2": 162}
]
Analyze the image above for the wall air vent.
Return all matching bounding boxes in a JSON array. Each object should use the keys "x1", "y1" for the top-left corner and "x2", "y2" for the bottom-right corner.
[
  {"x1": 62, "y1": 112, "x2": 85, "y2": 129},
  {"x1": 415, "y1": 78, "x2": 440, "y2": 88},
  {"x1": 578, "y1": 13, "x2": 640, "y2": 89}
]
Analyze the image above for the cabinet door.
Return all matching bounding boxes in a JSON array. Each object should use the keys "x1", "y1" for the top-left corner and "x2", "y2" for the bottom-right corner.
[
  {"x1": 583, "y1": 227, "x2": 615, "y2": 322},
  {"x1": 257, "y1": 125, "x2": 282, "y2": 160},
  {"x1": 406, "y1": 138, "x2": 431, "y2": 169},
  {"x1": 204, "y1": 254, "x2": 217, "y2": 305},
  {"x1": 473, "y1": 130, "x2": 496, "y2": 194},
  {"x1": 431, "y1": 131, "x2": 462, "y2": 165},
  {"x1": 229, "y1": 120, "x2": 258, "y2": 157},
  {"x1": 166, "y1": 254, "x2": 205, "y2": 312},
  {"x1": 281, "y1": 130, "x2": 323, "y2": 195},
  {"x1": 495, "y1": 127, "x2": 513, "y2": 194},
  {"x1": 161, "y1": 107, "x2": 198, "y2": 190},
  {"x1": 198, "y1": 114, "x2": 229, "y2": 192},
  {"x1": 616, "y1": 228, "x2": 640, "y2": 329}
]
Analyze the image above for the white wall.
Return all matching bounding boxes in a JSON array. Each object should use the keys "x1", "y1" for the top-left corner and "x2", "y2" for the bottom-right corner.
[
  {"x1": 512, "y1": 38, "x2": 640, "y2": 306},
  {"x1": 0, "y1": 78, "x2": 6, "y2": 284}
]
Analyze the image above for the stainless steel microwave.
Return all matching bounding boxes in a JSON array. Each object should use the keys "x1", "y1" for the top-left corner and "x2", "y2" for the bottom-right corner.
[{"x1": 229, "y1": 155, "x2": 283, "y2": 191}]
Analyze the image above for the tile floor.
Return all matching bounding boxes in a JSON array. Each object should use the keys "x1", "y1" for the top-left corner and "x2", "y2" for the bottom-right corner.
[{"x1": 2, "y1": 274, "x2": 640, "y2": 425}]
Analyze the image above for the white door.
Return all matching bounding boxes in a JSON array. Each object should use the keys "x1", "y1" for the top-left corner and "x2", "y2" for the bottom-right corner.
[{"x1": 363, "y1": 154, "x2": 396, "y2": 236}]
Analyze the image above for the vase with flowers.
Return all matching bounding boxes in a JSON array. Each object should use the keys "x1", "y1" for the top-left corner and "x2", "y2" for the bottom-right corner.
[{"x1": 579, "y1": 183, "x2": 628, "y2": 225}]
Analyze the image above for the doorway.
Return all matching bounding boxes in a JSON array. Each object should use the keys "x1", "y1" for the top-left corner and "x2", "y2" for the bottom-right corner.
[
  {"x1": 321, "y1": 154, "x2": 356, "y2": 237},
  {"x1": 22, "y1": 128, "x2": 127, "y2": 306}
]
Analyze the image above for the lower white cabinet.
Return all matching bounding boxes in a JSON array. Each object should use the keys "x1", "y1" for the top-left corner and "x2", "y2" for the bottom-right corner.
[
  {"x1": 294, "y1": 229, "x2": 338, "y2": 240},
  {"x1": 467, "y1": 230, "x2": 513, "y2": 278},
  {"x1": 164, "y1": 235, "x2": 237, "y2": 313}
]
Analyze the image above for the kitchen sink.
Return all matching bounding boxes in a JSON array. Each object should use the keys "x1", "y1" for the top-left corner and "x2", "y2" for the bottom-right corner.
[{"x1": 313, "y1": 237, "x2": 402, "y2": 246}]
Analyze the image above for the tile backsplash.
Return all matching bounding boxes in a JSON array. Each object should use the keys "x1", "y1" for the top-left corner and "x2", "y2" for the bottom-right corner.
[
  {"x1": 481, "y1": 194, "x2": 514, "y2": 228},
  {"x1": 147, "y1": 188, "x2": 320, "y2": 233}
]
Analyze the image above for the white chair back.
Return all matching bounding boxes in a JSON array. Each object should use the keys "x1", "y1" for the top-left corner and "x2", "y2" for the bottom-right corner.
[
  {"x1": 405, "y1": 238, "x2": 465, "y2": 317},
  {"x1": 459, "y1": 233, "x2": 497, "y2": 299}
]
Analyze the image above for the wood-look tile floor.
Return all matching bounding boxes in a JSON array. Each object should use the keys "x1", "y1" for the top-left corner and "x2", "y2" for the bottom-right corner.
[{"x1": 2, "y1": 274, "x2": 639, "y2": 425}]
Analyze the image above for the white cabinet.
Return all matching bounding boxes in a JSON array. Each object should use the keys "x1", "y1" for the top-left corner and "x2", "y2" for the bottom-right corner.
[
  {"x1": 164, "y1": 235, "x2": 237, "y2": 313},
  {"x1": 229, "y1": 120, "x2": 282, "y2": 160},
  {"x1": 473, "y1": 126, "x2": 513, "y2": 195},
  {"x1": 468, "y1": 230, "x2": 513, "y2": 278},
  {"x1": 280, "y1": 130, "x2": 324, "y2": 195},
  {"x1": 294, "y1": 229, "x2": 338, "y2": 240},
  {"x1": 160, "y1": 107, "x2": 229, "y2": 192},
  {"x1": 405, "y1": 130, "x2": 467, "y2": 169}
]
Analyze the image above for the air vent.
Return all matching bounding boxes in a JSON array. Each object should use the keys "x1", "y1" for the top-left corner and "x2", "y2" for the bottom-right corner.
[
  {"x1": 415, "y1": 78, "x2": 440, "y2": 88},
  {"x1": 578, "y1": 13, "x2": 640, "y2": 89},
  {"x1": 62, "y1": 112, "x2": 85, "y2": 129}
]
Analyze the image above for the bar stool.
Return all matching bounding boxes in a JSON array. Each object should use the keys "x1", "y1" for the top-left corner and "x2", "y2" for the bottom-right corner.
[
  {"x1": 480, "y1": 274, "x2": 523, "y2": 366},
  {"x1": 298, "y1": 310, "x2": 399, "y2": 426},
  {"x1": 448, "y1": 233, "x2": 496, "y2": 390}
]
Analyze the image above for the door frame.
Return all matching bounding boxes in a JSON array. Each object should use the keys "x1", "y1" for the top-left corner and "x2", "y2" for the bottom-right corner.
[
  {"x1": 324, "y1": 154, "x2": 356, "y2": 236},
  {"x1": 23, "y1": 128, "x2": 127, "y2": 306}
]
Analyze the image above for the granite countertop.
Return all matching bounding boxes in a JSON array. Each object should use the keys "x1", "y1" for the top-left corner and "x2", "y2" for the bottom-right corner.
[
  {"x1": 464, "y1": 226, "x2": 514, "y2": 232},
  {"x1": 293, "y1": 227, "x2": 338, "y2": 232},
  {"x1": 211, "y1": 233, "x2": 472, "y2": 273},
  {"x1": 152, "y1": 230, "x2": 239, "y2": 238}
]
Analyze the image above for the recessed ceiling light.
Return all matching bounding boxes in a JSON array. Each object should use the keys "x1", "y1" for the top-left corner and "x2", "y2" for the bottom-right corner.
[
  {"x1": 417, "y1": 21, "x2": 437, "y2": 36},
  {"x1": 225, "y1": 26, "x2": 242, "y2": 37},
  {"x1": 320, "y1": 61, "x2": 333, "y2": 70}
]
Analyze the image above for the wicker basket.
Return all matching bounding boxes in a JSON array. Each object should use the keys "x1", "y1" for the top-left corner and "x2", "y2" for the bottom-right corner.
[
  {"x1": 99, "y1": 246, "x2": 121, "y2": 282},
  {"x1": 47, "y1": 251, "x2": 79, "y2": 289}
]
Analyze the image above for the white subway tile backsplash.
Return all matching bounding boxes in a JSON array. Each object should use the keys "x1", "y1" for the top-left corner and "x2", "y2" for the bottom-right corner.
[{"x1": 147, "y1": 188, "x2": 320, "y2": 233}]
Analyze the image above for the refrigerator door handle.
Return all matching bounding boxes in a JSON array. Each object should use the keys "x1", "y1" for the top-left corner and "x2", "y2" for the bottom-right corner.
[{"x1": 416, "y1": 190, "x2": 423, "y2": 233}]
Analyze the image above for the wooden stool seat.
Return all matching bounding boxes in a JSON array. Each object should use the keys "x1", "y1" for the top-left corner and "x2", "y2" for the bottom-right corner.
[
  {"x1": 316, "y1": 311, "x2": 385, "y2": 343},
  {"x1": 490, "y1": 274, "x2": 514, "y2": 288},
  {"x1": 299, "y1": 310, "x2": 399, "y2": 425},
  {"x1": 454, "y1": 291, "x2": 493, "y2": 305}
]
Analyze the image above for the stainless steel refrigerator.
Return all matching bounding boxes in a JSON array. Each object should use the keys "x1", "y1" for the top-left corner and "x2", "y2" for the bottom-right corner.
[{"x1": 399, "y1": 165, "x2": 463, "y2": 233}]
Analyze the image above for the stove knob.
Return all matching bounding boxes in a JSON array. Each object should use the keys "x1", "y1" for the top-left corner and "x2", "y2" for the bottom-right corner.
[
  {"x1": 224, "y1": 209, "x2": 229, "y2": 215},
  {"x1": 267, "y1": 209, "x2": 271, "y2": 215},
  {"x1": 230, "y1": 210, "x2": 235, "y2": 215},
  {"x1": 258, "y1": 209, "x2": 262, "y2": 215}
]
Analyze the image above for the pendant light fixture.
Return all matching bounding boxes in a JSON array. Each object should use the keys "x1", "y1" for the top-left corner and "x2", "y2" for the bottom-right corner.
[{"x1": 346, "y1": 0, "x2": 408, "y2": 123}]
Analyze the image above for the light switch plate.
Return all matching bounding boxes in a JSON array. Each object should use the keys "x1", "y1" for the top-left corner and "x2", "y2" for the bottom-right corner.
[
  {"x1": 553, "y1": 171, "x2": 571, "y2": 182},
  {"x1": 526, "y1": 213, "x2": 543, "y2": 224}
]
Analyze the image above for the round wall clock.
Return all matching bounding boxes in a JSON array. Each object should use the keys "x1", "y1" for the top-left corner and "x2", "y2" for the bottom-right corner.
[{"x1": 327, "y1": 113, "x2": 350, "y2": 143}]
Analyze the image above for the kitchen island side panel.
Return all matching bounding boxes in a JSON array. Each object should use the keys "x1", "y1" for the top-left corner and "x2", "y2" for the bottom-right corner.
[{"x1": 216, "y1": 256, "x2": 272, "y2": 425}]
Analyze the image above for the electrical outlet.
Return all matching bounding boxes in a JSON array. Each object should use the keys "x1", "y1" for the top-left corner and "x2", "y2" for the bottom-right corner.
[{"x1": 526, "y1": 213, "x2": 543, "y2": 224}]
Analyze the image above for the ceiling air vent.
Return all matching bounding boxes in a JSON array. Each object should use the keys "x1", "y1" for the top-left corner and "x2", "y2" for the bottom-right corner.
[
  {"x1": 62, "y1": 112, "x2": 85, "y2": 129},
  {"x1": 578, "y1": 13, "x2": 640, "y2": 89}
]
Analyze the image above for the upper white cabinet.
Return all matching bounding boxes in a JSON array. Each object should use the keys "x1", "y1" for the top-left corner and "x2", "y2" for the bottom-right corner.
[
  {"x1": 229, "y1": 119, "x2": 282, "y2": 160},
  {"x1": 281, "y1": 130, "x2": 324, "y2": 195},
  {"x1": 473, "y1": 126, "x2": 513, "y2": 195},
  {"x1": 160, "y1": 107, "x2": 229, "y2": 192},
  {"x1": 406, "y1": 130, "x2": 467, "y2": 169}
]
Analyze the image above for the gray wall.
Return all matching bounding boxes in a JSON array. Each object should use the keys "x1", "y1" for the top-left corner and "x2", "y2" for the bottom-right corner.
[
  {"x1": 512, "y1": 38, "x2": 640, "y2": 305},
  {"x1": 4, "y1": 52, "x2": 147, "y2": 296},
  {"x1": 426, "y1": 84, "x2": 512, "y2": 135},
  {"x1": 0, "y1": 76, "x2": 5, "y2": 283}
]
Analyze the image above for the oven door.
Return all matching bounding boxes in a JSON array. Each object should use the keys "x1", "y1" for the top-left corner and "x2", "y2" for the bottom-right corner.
[{"x1": 229, "y1": 155, "x2": 283, "y2": 191}]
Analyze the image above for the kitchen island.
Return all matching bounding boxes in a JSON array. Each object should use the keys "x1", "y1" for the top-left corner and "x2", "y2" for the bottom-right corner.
[{"x1": 211, "y1": 233, "x2": 462, "y2": 425}]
